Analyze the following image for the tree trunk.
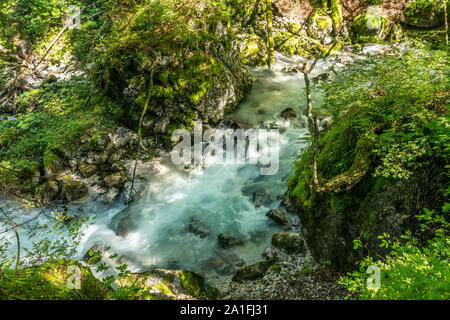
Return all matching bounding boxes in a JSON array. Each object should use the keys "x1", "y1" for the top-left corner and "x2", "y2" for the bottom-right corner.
[{"x1": 265, "y1": 0, "x2": 274, "y2": 70}]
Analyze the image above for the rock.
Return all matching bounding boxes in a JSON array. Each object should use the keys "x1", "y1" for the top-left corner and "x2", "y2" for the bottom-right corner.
[
  {"x1": 405, "y1": 1, "x2": 445, "y2": 28},
  {"x1": 266, "y1": 209, "x2": 288, "y2": 225},
  {"x1": 239, "y1": 35, "x2": 268, "y2": 67},
  {"x1": 115, "y1": 269, "x2": 218, "y2": 300},
  {"x1": 97, "y1": 188, "x2": 120, "y2": 204},
  {"x1": 78, "y1": 160, "x2": 97, "y2": 178},
  {"x1": 251, "y1": 188, "x2": 272, "y2": 208},
  {"x1": 86, "y1": 150, "x2": 109, "y2": 165},
  {"x1": 35, "y1": 180, "x2": 59, "y2": 205},
  {"x1": 319, "y1": 116, "x2": 333, "y2": 131},
  {"x1": 104, "y1": 172, "x2": 124, "y2": 189},
  {"x1": 111, "y1": 127, "x2": 137, "y2": 150},
  {"x1": 217, "y1": 233, "x2": 243, "y2": 248},
  {"x1": 123, "y1": 178, "x2": 146, "y2": 204},
  {"x1": 271, "y1": 232, "x2": 305, "y2": 254},
  {"x1": 43, "y1": 149, "x2": 64, "y2": 177},
  {"x1": 232, "y1": 260, "x2": 274, "y2": 282},
  {"x1": 262, "y1": 247, "x2": 279, "y2": 261},
  {"x1": 88, "y1": 131, "x2": 111, "y2": 152},
  {"x1": 187, "y1": 217, "x2": 210, "y2": 238},
  {"x1": 351, "y1": 11, "x2": 390, "y2": 43},
  {"x1": 307, "y1": 13, "x2": 333, "y2": 44},
  {"x1": 61, "y1": 180, "x2": 88, "y2": 202},
  {"x1": 281, "y1": 108, "x2": 297, "y2": 119}
]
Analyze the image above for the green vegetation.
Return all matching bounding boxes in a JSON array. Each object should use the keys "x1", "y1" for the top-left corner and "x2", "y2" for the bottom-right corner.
[{"x1": 340, "y1": 206, "x2": 449, "y2": 300}]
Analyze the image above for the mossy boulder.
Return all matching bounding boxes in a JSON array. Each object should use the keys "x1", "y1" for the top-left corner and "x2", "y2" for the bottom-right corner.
[
  {"x1": 0, "y1": 260, "x2": 110, "y2": 300},
  {"x1": 404, "y1": 0, "x2": 445, "y2": 28},
  {"x1": 307, "y1": 13, "x2": 333, "y2": 43},
  {"x1": 61, "y1": 180, "x2": 88, "y2": 202},
  {"x1": 271, "y1": 232, "x2": 305, "y2": 254},
  {"x1": 239, "y1": 35, "x2": 268, "y2": 66},
  {"x1": 232, "y1": 260, "x2": 274, "y2": 282},
  {"x1": 217, "y1": 233, "x2": 243, "y2": 248},
  {"x1": 88, "y1": 131, "x2": 111, "y2": 152},
  {"x1": 351, "y1": 12, "x2": 391, "y2": 43},
  {"x1": 115, "y1": 269, "x2": 217, "y2": 300},
  {"x1": 35, "y1": 180, "x2": 59, "y2": 205},
  {"x1": 103, "y1": 172, "x2": 125, "y2": 189},
  {"x1": 43, "y1": 149, "x2": 64, "y2": 177}
]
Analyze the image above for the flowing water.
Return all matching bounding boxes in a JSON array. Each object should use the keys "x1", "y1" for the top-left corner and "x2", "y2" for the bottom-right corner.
[{"x1": 2, "y1": 52, "x2": 347, "y2": 283}]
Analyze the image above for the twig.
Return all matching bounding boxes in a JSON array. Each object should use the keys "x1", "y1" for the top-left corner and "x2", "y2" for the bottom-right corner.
[{"x1": 0, "y1": 208, "x2": 20, "y2": 272}]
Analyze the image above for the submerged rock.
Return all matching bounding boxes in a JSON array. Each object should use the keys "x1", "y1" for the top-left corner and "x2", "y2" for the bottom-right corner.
[
  {"x1": 217, "y1": 233, "x2": 243, "y2": 248},
  {"x1": 187, "y1": 216, "x2": 210, "y2": 238}
]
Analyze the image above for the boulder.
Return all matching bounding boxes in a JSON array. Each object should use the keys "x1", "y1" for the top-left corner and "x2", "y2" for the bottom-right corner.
[
  {"x1": 35, "y1": 180, "x2": 59, "y2": 205},
  {"x1": 351, "y1": 12, "x2": 390, "y2": 43},
  {"x1": 103, "y1": 172, "x2": 124, "y2": 189},
  {"x1": 405, "y1": 1, "x2": 445, "y2": 28},
  {"x1": 307, "y1": 13, "x2": 333, "y2": 44},
  {"x1": 115, "y1": 269, "x2": 218, "y2": 300},
  {"x1": 266, "y1": 209, "x2": 288, "y2": 225},
  {"x1": 43, "y1": 149, "x2": 64, "y2": 177},
  {"x1": 271, "y1": 232, "x2": 305, "y2": 254},
  {"x1": 61, "y1": 180, "x2": 88, "y2": 202},
  {"x1": 232, "y1": 260, "x2": 274, "y2": 282},
  {"x1": 88, "y1": 131, "x2": 112, "y2": 152}
]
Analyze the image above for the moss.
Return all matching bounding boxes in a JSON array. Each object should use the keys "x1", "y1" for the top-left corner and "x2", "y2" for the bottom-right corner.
[
  {"x1": 271, "y1": 264, "x2": 281, "y2": 273},
  {"x1": 88, "y1": 131, "x2": 109, "y2": 151},
  {"x1": 176, "y1": 270, "x2": 204, "y2": 298},
  {"x1": 151, "y1": 282, "x2": 174, "y2": 296},
  {"x1": 43, "y1": 148, "x2": 62, "y2": 174},
  {"x1": 351, "y1": 12, "x2": 390, "y2": 43},
  {"x1": 0, "y1": 260, "x2": 110, "y2": 300}
]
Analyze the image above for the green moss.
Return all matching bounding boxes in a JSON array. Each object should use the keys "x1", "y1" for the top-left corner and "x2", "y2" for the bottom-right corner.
[
  {"x1": 0, "y1": 260, "x2": 110, "y2": 300},
  {"x1": 176, "y1": 270, "x2": 204, "y2": 298},
  {"x1": 271, "y1": 264, "x2": 281, "y2": 273},
  {"x1": 88, "y1": 131, "x2": 108, "y2": 151},
  {"x1": 151, "y1": 282, "x2": 174, "y2": 295}
]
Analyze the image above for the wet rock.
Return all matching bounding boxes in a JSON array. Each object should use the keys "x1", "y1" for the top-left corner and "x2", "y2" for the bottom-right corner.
[
  {"x1": 272, "y1": 232, "x2": 305, "y2": 254},
  {"x1": 217, "y1": 233, "x2": 243, "y2": 248},
  {"x1": 35, "y1": 180, "x2": 59, "y2": 205},
  {"x1": 232, "y1": 260, "x2": 274, "y2": 283},
  {"x1": 266, "y1": 209, "x2": 288, "y2": 225},
  {"x1": 187, "y1": 217, "x2": 210, "y2": 238},
  {"x1": 281, "y1": 108, "x2": 297, "y2": 119},
  {"x1": 319, "y1": 116, "x2": 333, "y2": 131},
  {"x1": 351, "y1": 11, "x2": 390, "y2": 43},
  {"x1": 262, "y1": 247, "x2": 279, "y2": 261},
  {"x1": 97, "y1": 188, "x2": 120, "y2": 204},
  {"x1": 251, "y1": 188, "x2": 272, "y2": 208},
  {"x1": 61, "y1": 180, "x2": 88, "y2": 202}
]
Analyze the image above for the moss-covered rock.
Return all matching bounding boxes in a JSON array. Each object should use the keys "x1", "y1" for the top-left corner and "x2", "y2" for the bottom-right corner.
[
  {"x1": 232, "y1": 260, "x2": 274, "y2": 282},
  {"x1": 61, "y1": 180, "x2": 88, "y2": 202},
  {"x1": 78, "y1": 160, "x2": 97, "y2": 178},
  {"x1": 351, "y1": 11, "x2": 391, "y2": 43},
  {"x1": 271, "y1": 232, "x2": 305, "y2": 254},
  {"x1": 103, "y1": 172, "x2": 125, "y2": 189},
  {"x1": 0, "y1": 260, "x2": 110, "y2": 300},
  {"x1": 115, "y1": 269, "x2": 217, "y2": 300},
  {"x1": 88, "y1": 131, "x2": 111, "y2": 152},
  {"x1": 405, "y1": 0, "x2": 445, "y2": 28},
  {"x1": 35, "y1": 180, "x2": 59, "y2": 205},
  {"x1": 307, "y1": 13, "x2": 333, "y2": 43},
  {"x1": 239, "y1": 34, "x2": 268, "y2": 66},
  {"x1": 43, "y1": 149, "x2": 64, "y2": 177}
]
